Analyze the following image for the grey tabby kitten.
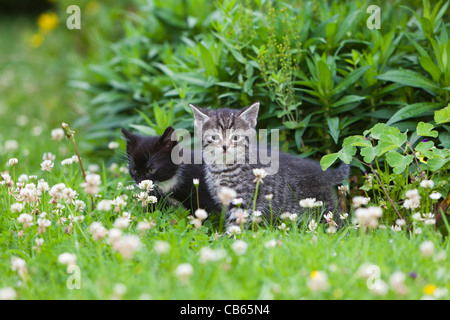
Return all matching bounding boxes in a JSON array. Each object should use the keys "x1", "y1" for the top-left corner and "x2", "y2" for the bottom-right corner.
[{"x1": 190, "y1": 102, "x2": 349, "y2": 226}]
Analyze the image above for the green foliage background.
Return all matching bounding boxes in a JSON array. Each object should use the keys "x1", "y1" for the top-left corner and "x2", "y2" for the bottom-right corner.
[{"x1": 60, "y1": 0, "x2": 450, "y2": 163}]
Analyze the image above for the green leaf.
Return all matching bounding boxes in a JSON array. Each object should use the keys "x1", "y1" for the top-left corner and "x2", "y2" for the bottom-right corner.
[
  {"x1": 330, "y1": 95, "x2": 365, "y2": 108},
  {"x1": 360, "y1": 146, "x2": 378, "y2": 163},
  {"x1": 419, "y1": 56, "x2": 441, "y2": 82},
  {"x1": 327, "y1": 117, "x2": 340, "y2": 144},
  {"x1": 320, "y1": 153, "x2": 339, "y2": 171},
  {"x1": 434, "y1": 105, "x2": 450, "y2": 124},
  {"x1": 387, "y1": 102, "x2": 445, "y2": 125},
  {"x1": 415, "y1": 141, "x2": 434, "y2": 158},
  {"x1": 331, "y1": 65, "x2": 371, "y2": 95},
  {"x1": 338, "y1": 145, "x2": 356, "y2": 164},
  {"x1": 416, "y1": 122, "x2": 438, "y2": 138},
  {"x1": 385, "y1": 151, "x2": 414, "y2": 174}
]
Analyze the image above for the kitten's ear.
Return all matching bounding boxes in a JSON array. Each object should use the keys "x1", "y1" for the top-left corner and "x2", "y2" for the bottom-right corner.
[
  {"x1": 121, "y1": 128, "x2": 137, "y2": 147},
  {"x1": 190, "y1": 104, "x2": 210, "y2": 131},
  {"x1": 239, "y1": 102, "x2": 260, "y2": 128},
  {"x1": 158, "y1": 126, "x2": 177, "y2": 149}
]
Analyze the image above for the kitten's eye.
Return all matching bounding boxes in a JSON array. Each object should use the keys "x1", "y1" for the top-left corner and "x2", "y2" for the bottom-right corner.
[
  {"x1": 131, "y1": 169, "x2": 137, "y2": 175},
  {"x1": 207, "y1": 134, "x2": 220, "y2": 142},
  {"x1": 148, "y1": 168, "x2": 156, "y2": 174},
  {"x1": 231, "y1": 134, "x2": 241, "y2": 142}
]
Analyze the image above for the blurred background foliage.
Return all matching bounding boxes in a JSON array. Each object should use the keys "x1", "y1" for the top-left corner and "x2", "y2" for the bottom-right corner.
[{"x1": 1, "y1": 0, "x2": 449, "y2": 169}]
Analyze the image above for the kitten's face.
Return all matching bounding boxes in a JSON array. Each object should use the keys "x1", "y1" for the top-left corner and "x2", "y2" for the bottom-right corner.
[
  {"x1": 122, "y1": 127, "x2": 178, "y2": 185},
  {"x1": 190, "y1": 103, "x2": 259, "y2": 166}
]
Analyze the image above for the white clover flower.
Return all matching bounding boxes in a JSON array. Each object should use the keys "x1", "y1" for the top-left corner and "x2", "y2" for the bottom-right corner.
[
  {"x1": 148, "y1": 196, "x2": 158, "y2": 204},
  {"x1": 430, "y1": 192, "x2": 442, "y2": 200},
  {"x1": 396, "y1": 219, "x2": 406, "y2": 226},
  {"x1": 108, "y1": 141, "x2": 119, "y2": 149},
  {"x1": 138, "y1": 180, "x2": 154, "y2": 192},
  {"x1": 73, "y1": 200, "x2": 86, "y2": 212},
  {"x1": 10, "y1": 203, "x2": 24, "y2": 213},
  {"x1": 420, "y1": 241, "x2": 434, "y2": 257},
  {"x1": 87, "y1": 164, "x2": 99, "y2": 173},
  {"x1": 198, "y1": 247, "x2": 227, "y2": 263},
  {"x1": 5, "y1": 140, "x2": 19, "y2": 152},
  {"x1": 265, "y1": 194, "x2": 273, "y2": 201},
  {"x1": 40, "y1": 160, "x2": 54, "y2": 172},
  {"x1": 111, "y1": 196, "x2": 127, "y2": 213},
  {"x1": 154, "y1": 241, "x2": 170, "y2": 255},
  {"x1": 253, "y1": 168, "x2": 267, "y2": 183},
  {"x1": 299, "y1": 198, "x2": 317, "y2": 208},
  {"x1": 194, "y1": 209, "x2": 208, "y2": 221},
  {"x1": 51, "y1": 128, "x2": 65, "y2": 142},
  {"x1": 107, "y1": 228, "x2": 122, "y2": 244},
  {"x1": 112, "y1": 235, "x2": 142, "y2": 259},
  {"x1": 340, "y1": 213, "x2": 348, "y2": 220},
  {"x1": 307, "y1": 219, "x2": 317, "y2": 233},
  {"x1": 97, "y1": 200, "x2": 112, "y2": 212},
  {"x1": 390, "y1": 271, "x2": 408, "y2": 295},
  {"x1": 42, "y1": 152, "x2": 56, "y2": 161},
  {"x1": 414, "y1": 227, "x2": 422, "y2": 235},
  {"x1": 251, "y1": 210, "x2": 263, "y2": 224},
  {"x1": 137, "y1": 220, "x2": 153, "y2": 235},
  {"x1": 231, "y1": 198, "x2": 243, "y2": 206},
  {"x1": 0, "y1": 287, "x2": 17, "y2": 300},
  {"x1": 308, "y1": 271, "x2": 329, "y2": 292},
  {"x1": 17, "y1": 213, "x2": 33, "y2": 228},
  {"x1": 114, "y1": 217, "x2": 130, "y2": 230},
  {"x1": 193, "y1": 179, "x2": 199, "y2": 187},
  {"x1": 370, "y1": 280, "x2": 389, "y2": 296},
  {"x1": 217, "y1": 187, "x2": 237, "y2": 206},
  {"x1": 10, "y1": 257, "x2": 27, "y2": 276},
  {"x1": 327, "y1": 226, "x2": 337, "y2": 234},
  {"x1": 89, "y1": 222, "x2": 108, "y2": 241},
  {"x1": 81, "y1": 173, "x2": 101, "y2": 195},
  {"x1": 233, "y1": 209, "x2": 249, "y2": 225},
  {"x1": 420, "y1": 180, "x2": 434, "y2": 189},
  {"x1": 226, "y1": 225, "x2": 241, "y2": 238},
  {"x1": 278, "y1": 223, "x2": 290, "y2": 232},
  {"x1": 264, "y1": 239, "x2": 277, "y2": 248},
  {"x1": 58, "y1": 253, "x2": 77, "y2": 266},
  {"x1": 352, "y1": 196, "x2": 370, "y2": 208},
  {"x1": 231, "y1": 240, "x2": 248, "y2": 255},
  {"x1": 279, "y1": 212, "x2": 290, "y2": 220},
  {"x1": 405, "y1": 189, "x2": 420, "y2": 200},
  {"x1": 289, "y1": 213, "x2": 298, "y2": 221},
  {"x1": 61, "y1": 158, "x2": 73, "y2": 166},
  {"x1": 8, "y1": 158, "x2": 18, "y2": 167},
  {"x1": 391, "y1": 225, "x2": 401, "y2": 232}
]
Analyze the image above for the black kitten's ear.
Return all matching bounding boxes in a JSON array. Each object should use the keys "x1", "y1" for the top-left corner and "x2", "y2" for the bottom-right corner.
[
  {"x1": 121, "y1": 128, "x2": 137, "y2": 147},
  {"x1": 158, "y1": 126, "x2": 177, "y2": 149}
]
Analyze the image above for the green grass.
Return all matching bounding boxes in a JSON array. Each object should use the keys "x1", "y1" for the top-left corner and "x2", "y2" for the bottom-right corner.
[{"x1": 0, "y1": 14, "x2": 449, "y2": 301}]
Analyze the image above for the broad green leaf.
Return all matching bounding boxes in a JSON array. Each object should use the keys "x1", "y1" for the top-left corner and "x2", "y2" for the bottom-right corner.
[
  {"x1": 387, "y1": 102, "x2": 445, "y2": 125},
  {"x1": 416, "y1": 122, "x2": 438, "y2": 138},
  {"x1": 419, "y1": 56, "x2": 441, "y2": 82},
  {"x1": 330, "y1": 95, "x2": 365, "y2": 108},
  {"x1": 415, "y1": 141, "x2": 434, "y2": 158},
  {"x1": 360, "y1": 145, "x2": 378, "y2": 163},
  {"x1": 320, "y1": 153, "x2": 339, "y2": 171},
  {"x1": 434, "y1": 105, "x2": 450, "y2": 124},
  {"x1": 338, "y1": 145, "x2": 356, "y2": 164},
  {"x1": 331, "y1": 65, "x2": 371, "y2": 96},
  {"x1": 376, "y1": 69, "x2": 438, "y2": 91},
  {"x1": 327, "y1": 117, "x2": 340, "y2": 144},
  {"x1": 385, "y1": 151, "x2": 414, "y2": 174}
]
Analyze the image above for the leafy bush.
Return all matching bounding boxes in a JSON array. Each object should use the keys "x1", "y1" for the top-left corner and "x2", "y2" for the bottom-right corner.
[
  {"x1": 321, "y1": 106, "x2": 450, "y2": 227},
  {"x1": 73, "y1": 0, "x2": 449, "y2": 162}
]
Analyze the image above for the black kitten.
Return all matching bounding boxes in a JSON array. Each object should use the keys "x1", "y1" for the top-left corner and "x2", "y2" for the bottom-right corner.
[{"x1": 121, "y1": 126, "x2": 220, "y2": 214}]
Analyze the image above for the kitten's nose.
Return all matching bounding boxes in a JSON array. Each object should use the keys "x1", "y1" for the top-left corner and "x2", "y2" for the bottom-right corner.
[{"x1": 222, "y1": 145, "x2": 227, "y2": 151}]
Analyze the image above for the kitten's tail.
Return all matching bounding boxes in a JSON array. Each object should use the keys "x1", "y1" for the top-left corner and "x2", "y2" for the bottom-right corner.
[{"x1": 327, "y1": 163, "x2": 350, "y2": 186}]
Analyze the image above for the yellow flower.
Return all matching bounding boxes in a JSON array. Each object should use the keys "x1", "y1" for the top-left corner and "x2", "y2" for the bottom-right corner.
[
  {"x1": 418, "y1": 156, "x2": 428, "y2": 164},
  {"x1": 37, "y1": 12, "x2": 59, "y2": 32},
  {"x1": 310, "y1": 270, "x2": 319, "y2": 279},
  {"x1": 29, "y1": 33, "x2": 44, "y2": 48},
  {"x1": 424, "y1": 284, "x2": 436, "y2": 295}
]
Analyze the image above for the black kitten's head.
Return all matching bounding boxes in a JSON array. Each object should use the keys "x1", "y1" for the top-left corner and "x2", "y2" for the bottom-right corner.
[{"x1": 121, "y1": 127, "x2": 178, "y2": 185}]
